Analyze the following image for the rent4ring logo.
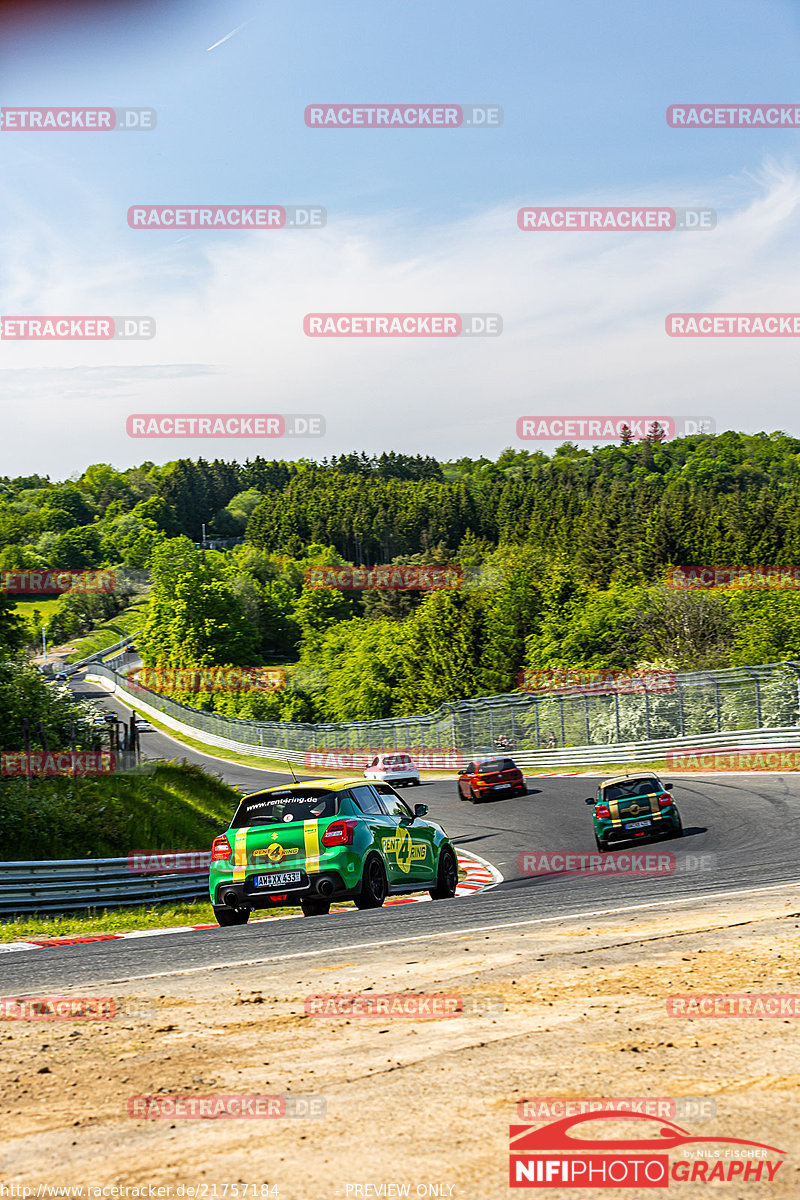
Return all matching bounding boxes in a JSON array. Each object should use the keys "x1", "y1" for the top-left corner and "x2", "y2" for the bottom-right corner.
[{"x1": 508, "y1": 1111, "x2": 785, "y2": 1186}]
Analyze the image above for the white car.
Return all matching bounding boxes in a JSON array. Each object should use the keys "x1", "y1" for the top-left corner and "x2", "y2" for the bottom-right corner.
[{"x1": 363, "y1": 752, "x2": 421, "y2": 788}]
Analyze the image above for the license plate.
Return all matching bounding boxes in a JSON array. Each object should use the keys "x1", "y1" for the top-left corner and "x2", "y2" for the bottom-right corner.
[
  {"x1": 495, "y1": 783, "x2": 511, "y2": 789},
  {"x1": 253, "y1": 871, "x2": 302, "y2": 888},
  {"x1": 625, "y1": 819, "x2": 651, "y2": 830}
]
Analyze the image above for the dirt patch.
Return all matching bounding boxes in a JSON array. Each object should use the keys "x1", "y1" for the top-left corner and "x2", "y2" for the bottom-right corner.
[{"x1": 1, "y1": 890, "x2": 800, "y2": 1197}]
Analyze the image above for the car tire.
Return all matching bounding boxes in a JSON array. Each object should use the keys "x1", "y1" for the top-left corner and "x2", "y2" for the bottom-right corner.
[
  {"x1": 594, "y1": 833, "x2": 608, "y2": 852},
  {"x1": 469, "y1": 786, "x2": 480, "y2": 804},
  {"x1": 518, "y1": 785, "x2": 528, "y2": 797},
  {"x1": 354, "y1": 855, "x2": 388, "y2": 909},
  {"x1": 301, "y1": 898, "x2": 331, "y2": 916},
  {"x1": 457, "y1": 784, "x2": 466, "y2": 800},
  {"x1": 430, "y1": 846, "x2": 459, "y2": 900},
  {"x1": 672, "y1": 815, "x2": 684, "y2": 838},
  {"x1": 213, "y1": 905, "x2": 251, "y2": 926},
  {"x1": 411, "y1": 778, "x2": 421, "y2": 786}
]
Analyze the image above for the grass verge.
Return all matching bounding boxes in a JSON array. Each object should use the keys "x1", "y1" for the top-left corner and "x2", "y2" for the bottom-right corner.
[
  {"x1": 0, "y1": 899, "x2": 294, "y2": 941},
  {"x1": 0, "y1": 873, "x2": 466, "y2": 941}
]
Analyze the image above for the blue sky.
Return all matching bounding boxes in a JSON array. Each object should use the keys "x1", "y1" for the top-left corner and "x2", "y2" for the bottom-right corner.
[{"x1": 2, "y1": 0, "x2": 800, "y2": 475}]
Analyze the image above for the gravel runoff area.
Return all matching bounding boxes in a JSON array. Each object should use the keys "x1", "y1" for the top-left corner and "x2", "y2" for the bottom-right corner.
[{"x1": 1, "y1": 886, "x2": 799, "y2": 1197}]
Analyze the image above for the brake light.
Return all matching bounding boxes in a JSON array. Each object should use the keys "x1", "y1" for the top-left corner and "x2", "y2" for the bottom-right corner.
[
  {"x1": 658, "y1": 792, "x2": 673, "y2": 807},
  {"x1": 321, "y1": 819, "x2": 358, "y2": 847},
  {"x1": 211, "y1": 834, "x2": 232, "y2": 861},
  {"x1": 595, "y1": 804, "x2": 611, "y2": 818}
]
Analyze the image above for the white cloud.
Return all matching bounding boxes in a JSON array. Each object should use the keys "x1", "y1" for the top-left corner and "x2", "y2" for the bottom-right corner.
[{"x1": 2, "y1": 161, "x2": 800, "y2": 476}]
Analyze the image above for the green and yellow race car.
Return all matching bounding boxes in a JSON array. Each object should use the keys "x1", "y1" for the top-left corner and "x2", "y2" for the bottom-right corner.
[
  {"x1": 209, "y1": 777, "x2": 459, "y2": 925},
  {"x1": 585, "y1": 772, "x2": 683, "y2": 851}
]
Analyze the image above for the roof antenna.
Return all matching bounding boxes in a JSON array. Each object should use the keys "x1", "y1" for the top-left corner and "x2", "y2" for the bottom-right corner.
[{"x1": 286, "y1": 759, "x2": 299, "y2": 784}]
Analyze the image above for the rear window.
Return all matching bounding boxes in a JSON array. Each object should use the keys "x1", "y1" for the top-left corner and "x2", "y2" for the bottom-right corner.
[
  {"x1": 384, "y1": 755, "x2": 410, "y2": 766},
  {"x1": 231, "y1": 789, "x2": 339, "y2": 828},
  {"x1": 603, "y1": 777, "x2": 659, "y2": 803},
  {"x1": 476, "y1": 759, "x2": 516, "y2": 773}
]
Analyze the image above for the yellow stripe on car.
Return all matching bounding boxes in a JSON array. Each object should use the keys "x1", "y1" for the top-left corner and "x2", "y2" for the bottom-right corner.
[
  {"x1": 233, "y1": 828, "x2": 248, "y2": 882},
  {"x1": 304, "y1": 820, "x2": 320, "y2": 873},
  {"x1": 607, "y1": 796, "x2": 621, "y2": 826},
  {"x1": 607, "y1": 791, "x2": 657, "y2": 828}
]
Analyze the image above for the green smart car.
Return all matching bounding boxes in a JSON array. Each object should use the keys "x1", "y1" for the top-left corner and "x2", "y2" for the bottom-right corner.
[
  {"x1": 209, "y1": 778, "x2": 459, "y2": 925},
  {"x1": 585, "y1": 772, "x2": 683, "y2": 851}
]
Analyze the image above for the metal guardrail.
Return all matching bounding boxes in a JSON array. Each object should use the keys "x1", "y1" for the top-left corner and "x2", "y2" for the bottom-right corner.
[
  {"x1": 0, "y1": 856, "x2": 209, "y2": 914},
  {"x1": 64, "y1": 634, "x2": 137, "y2": 675}
]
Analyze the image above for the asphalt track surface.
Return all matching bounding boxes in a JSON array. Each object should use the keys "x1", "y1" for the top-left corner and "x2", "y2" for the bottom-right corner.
[{"x1": 4, "y1": 673, "x2": 800, "y2": 993}]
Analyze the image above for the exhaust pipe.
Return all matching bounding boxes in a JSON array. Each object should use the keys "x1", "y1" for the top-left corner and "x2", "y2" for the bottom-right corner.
[
  {"x1": 222, "y1": 890, "x2": 239, "y2": 908},
  {"x1": 317, "y1": 878, "x2": 334, "y2": 898}
]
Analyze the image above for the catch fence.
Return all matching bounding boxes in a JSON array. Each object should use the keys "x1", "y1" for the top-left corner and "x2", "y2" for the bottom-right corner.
[{"x1": 86, "y1": 661, "x2": 800, "y2": 765}]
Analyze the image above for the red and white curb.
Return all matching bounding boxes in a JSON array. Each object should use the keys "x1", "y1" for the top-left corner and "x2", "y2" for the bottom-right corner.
[{"x1": 0, "y1": 850, "x2": 502, "y2": 954}]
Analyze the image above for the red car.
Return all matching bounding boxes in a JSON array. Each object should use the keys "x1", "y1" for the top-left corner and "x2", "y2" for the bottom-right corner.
[{"x1": 457, "y1": 756, "x2": 526, "y2": 802}]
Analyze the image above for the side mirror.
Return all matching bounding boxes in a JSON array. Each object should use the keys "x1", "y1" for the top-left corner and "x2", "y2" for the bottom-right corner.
[
  {"x1": 664, "y1": 783, "x2": 673, "y2": 789},
  {"x1": 584, "y1": 797, "x2": 596, "y2": 806},
  {"x1": 414, "y1": 803, "x2": 429, "y2": 818}
]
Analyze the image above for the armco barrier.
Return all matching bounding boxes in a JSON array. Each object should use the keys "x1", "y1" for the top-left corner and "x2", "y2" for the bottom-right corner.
[
  {"x1": 62, "y1": 633, "x2": 137, "y2": 676},
  {"x1": 85, "y1": 668, "x2": 800, "y2": 772},
  {"x1": 0, "y1": 857, "x2": 209, "y2": 915}
]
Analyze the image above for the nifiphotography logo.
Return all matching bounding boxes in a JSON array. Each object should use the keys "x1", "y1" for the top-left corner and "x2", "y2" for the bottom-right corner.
[{"x1": 508, "y1": 1111, "x2": 785, "y2": 1187}]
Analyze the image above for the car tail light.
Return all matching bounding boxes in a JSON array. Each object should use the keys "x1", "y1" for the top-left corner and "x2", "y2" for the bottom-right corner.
[
  {"x1": 657, "y1": 792, "x2": 673, "y2": 807},
  {"x1": 321, "y1": 819, "x2": 358, "y2": 847},
  {"x1": 211, "y1": 834, "x2": 232, "y2": 861},
  {"x1": 595, "y1": 804, "x2": 611, "y2": 818}
]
